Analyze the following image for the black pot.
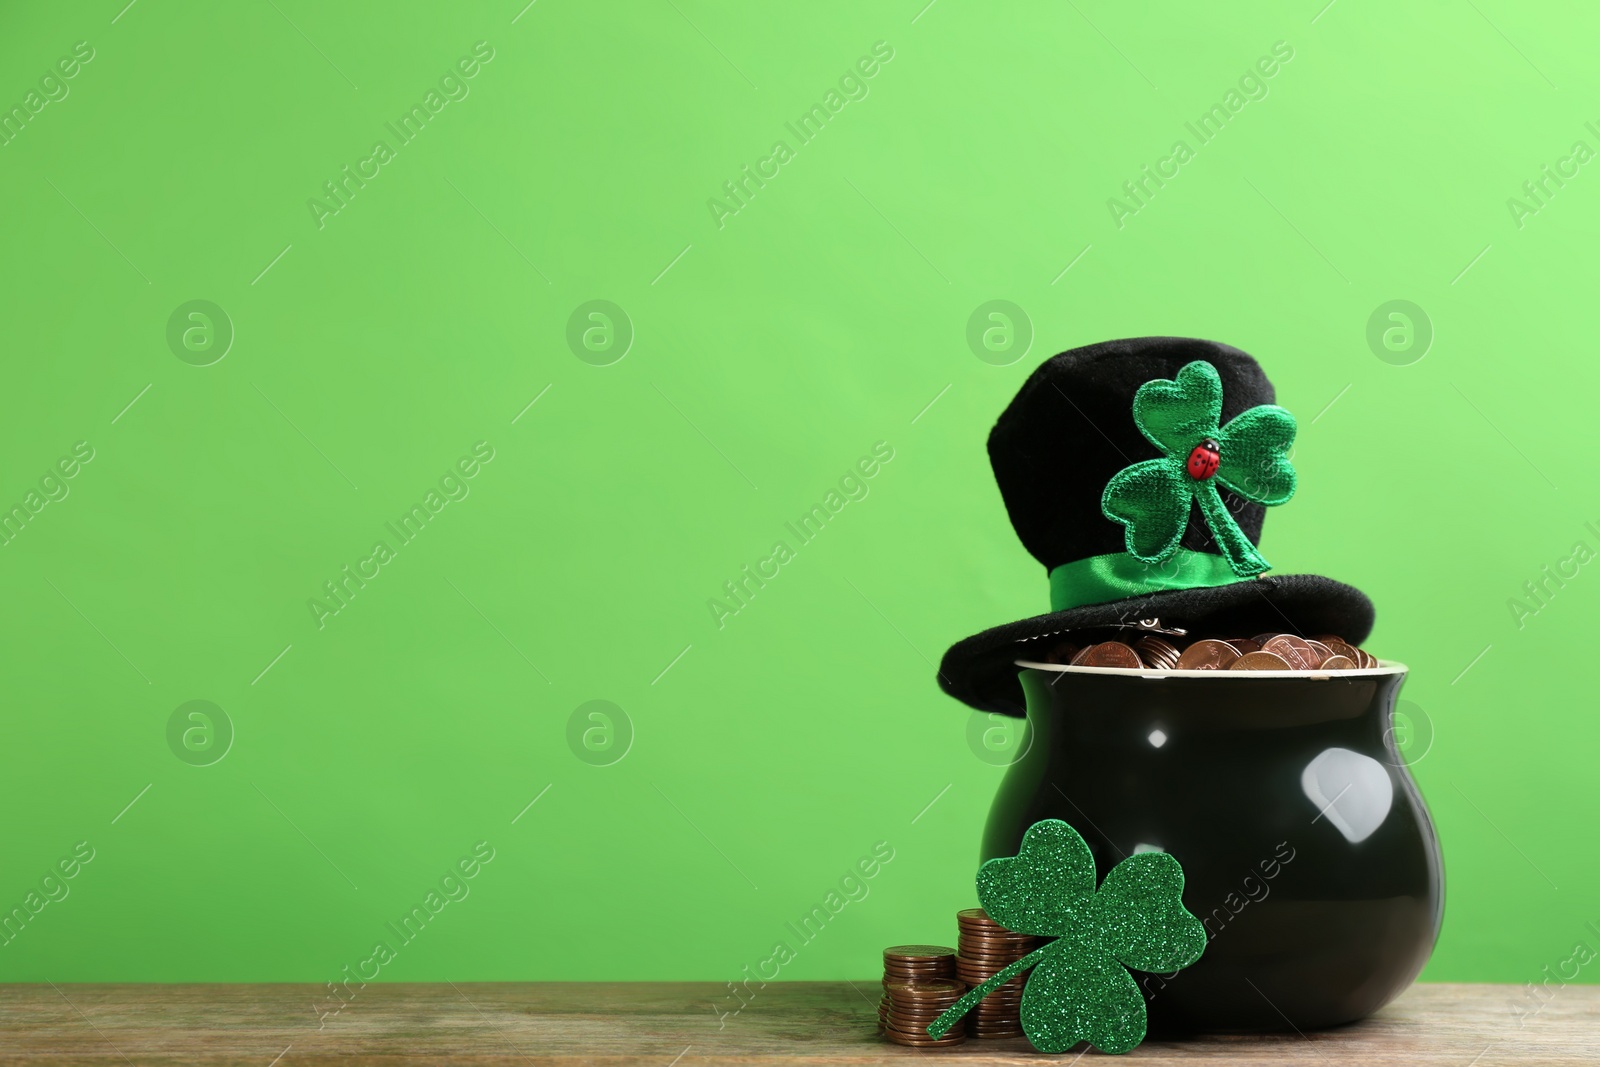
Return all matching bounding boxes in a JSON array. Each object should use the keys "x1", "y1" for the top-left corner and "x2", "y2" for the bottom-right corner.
[{"x1": 981, "y1": 660, "x2": 1443, "y2": 1033}]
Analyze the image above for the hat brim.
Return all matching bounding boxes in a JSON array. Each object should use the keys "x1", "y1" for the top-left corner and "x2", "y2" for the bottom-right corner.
[{"x1": 938, "y1": 573, "x2": 1375, "y2": 715}]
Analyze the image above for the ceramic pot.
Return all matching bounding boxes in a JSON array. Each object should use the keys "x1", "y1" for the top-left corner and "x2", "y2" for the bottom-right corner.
[{"x1": 981, "y1": 660, "x2": 1443, "y2": 1032}]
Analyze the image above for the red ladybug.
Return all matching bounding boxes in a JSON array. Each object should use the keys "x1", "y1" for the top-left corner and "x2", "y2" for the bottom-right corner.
[{"x1": 1186, "y1": 438, "x2": 1220, "y2": 480}]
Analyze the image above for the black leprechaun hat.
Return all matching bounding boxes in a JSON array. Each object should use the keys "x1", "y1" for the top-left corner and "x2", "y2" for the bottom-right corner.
[{"x1": 940, "y1": 336, "x2": 1374, "y2": 714}]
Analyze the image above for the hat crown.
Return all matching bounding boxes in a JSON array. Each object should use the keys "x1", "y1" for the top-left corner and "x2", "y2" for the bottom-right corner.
[{"x1": 987, "y1": 337, "x2": 1276, "y2": 572}]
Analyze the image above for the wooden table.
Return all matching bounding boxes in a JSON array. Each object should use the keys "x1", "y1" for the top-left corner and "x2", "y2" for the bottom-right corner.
[{"x1": 1, "y1": 982, "x2": 1594, "y2": 1064}]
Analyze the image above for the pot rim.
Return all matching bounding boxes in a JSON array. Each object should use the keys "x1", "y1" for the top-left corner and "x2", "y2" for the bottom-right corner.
[{"x1": 1013, "y1": 657, "x2": 1408, "y2": 680}]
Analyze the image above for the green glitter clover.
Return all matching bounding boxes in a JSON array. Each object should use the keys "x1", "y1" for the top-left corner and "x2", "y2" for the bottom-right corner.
[
  {"x1": 1101, "y1": 360, "x2": 1297, "y2": 577},
  {"x1": 927, "y1": 820, "x2": 1206, "y2": 1055}
]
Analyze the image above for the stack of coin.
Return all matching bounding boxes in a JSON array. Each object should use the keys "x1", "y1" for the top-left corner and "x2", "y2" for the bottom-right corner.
[
  {"x1": 1132, "y1": 634, "x2": 1181, "y2": 670},
  {"x1": 880, "y1": 977, "x2": 967, "y2": 1047},
  {"x1": 1043, "y1": 631, "x2": 1380, "y2": 673},
  {"x1": 955, "y1": 908, "x2": 1040, "y2": 1039},
  {"x1": 879, "y1": 946, "x2": 957, "y2": 1033}
]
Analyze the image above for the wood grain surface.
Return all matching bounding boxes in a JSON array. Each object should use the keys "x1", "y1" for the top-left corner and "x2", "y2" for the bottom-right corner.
[{"x1": 0, "y1": 981, "x2": 1594, "y2": 1065}]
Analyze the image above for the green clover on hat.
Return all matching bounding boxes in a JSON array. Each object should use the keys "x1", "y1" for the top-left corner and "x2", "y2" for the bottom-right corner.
[{"x1": 1101, "y1": 360, "x2": 1297, "y2": 577}]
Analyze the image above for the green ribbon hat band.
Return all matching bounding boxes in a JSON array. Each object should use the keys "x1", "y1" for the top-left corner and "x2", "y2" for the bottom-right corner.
[{"x1": 1048, "y1": 549, "x2": 1249, "y2": 613}]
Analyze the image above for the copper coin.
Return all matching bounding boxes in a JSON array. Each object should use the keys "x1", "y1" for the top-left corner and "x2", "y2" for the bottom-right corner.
[
  {"x1": 883, "y1": 1030, "x2": 966, "y2": 1047},
  {"x1": 963, "y1": 984, "x2": 1024, "y2": 997},
  {"x1": 1250, "y1": 632, "x2": 1283, "y2": 645},
  {"x1": 957, "y1": 927, "x2": 1031, "y2": 938},
  {"x1": 886, "y1": 1003, "x2": 963, "y2": 1019},
  {"x1": 886, "y1": 984, "x2": 966, "y2": 999},
  {"x1": 885, "y1": 944, "x2": 956, "y2": 961},
  {"x1": 886, "y1": 1026, "x2": 962, "y2": 1042},
  {"x1": 1227, "y1": 638, "x2": 1261, "y2": 654},
  {"x1": 1174, "y1": 639, "x2": 1241, "y2": 671},
  {"x1": 1043, "y1": 640, "x2": 1082, "y2": 665},
  {"x1": 959, "y1": 943, "x2": 1033, "y2": 952},
  {"x1": 956, "y1": 953, "x2": 1031, "y2": 966},
  {"x1": 957, "y1": 953, "x2": 1030, "y2": 965},
  {"x1": 1318, "y1": 655, "x2": 1356, "y2": 670},
  {"x1": 958, "y1": 943, "x2": 1031, "y2": 952},
  {"x1": 884, "y1": 1010, "x2": 961, "y2": 1025},
  {"x1": 887, "y1": 1008, "x2": 961, "y2": 1021},
  {"x1": 885, "y1": 1012, "x2": 945, "y2": 1023},
  {"x1": 884, "y1": 978, "x2": 963, "y2": 996},
  {"x1": 955, "y1": 972, "x2": 1015, "y2": 985},
  {"x1": 1356, "y1": 647, "x2": 1379, "y2": 669},
  {"x1": 885, "y1": 1010, "x2": 961, "y2": 1023},
  {"x1": 885, "y1": 965, "x2": 954, "y2": 978},
  {"x1": 1071, "y1": 641, "x2": 1143, "y2": 669},
  {"x1": 1315, "y1": 636, "x2": 1359, "y2": 662},
  {"x1": 1305, "y1": 640, "x2": 1335, "y2": 665},
  {"x1": 886, "y1": 987, "x2": 966, "y2": 1002},
  {"x1": 1310, "y1": 633, "x2": 1349, "y2": 649},
  {"x1": 1262, "y1": 635, "x2": 1321, "y2": 671},
  {"x1": 1230, "y1": 650, "x2": 1293, "y2": 671},
  {"x1": 886, "y1": 989, "x2": 965, "y2": 1005},
  {"x1": 883, "y1": 1025, "x2": 965, "y2": 1043},
  {"x1": 1134, "y1": 635, "x2": 1181, "y2": 670},
  {"x1": 955, "y1": 911, "x2": 1027, "y2": 934}
]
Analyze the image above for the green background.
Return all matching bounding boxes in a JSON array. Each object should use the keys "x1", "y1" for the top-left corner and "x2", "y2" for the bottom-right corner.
[{"x1": 1, "y1": 0, "x2": 1594, "y2": 990}]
